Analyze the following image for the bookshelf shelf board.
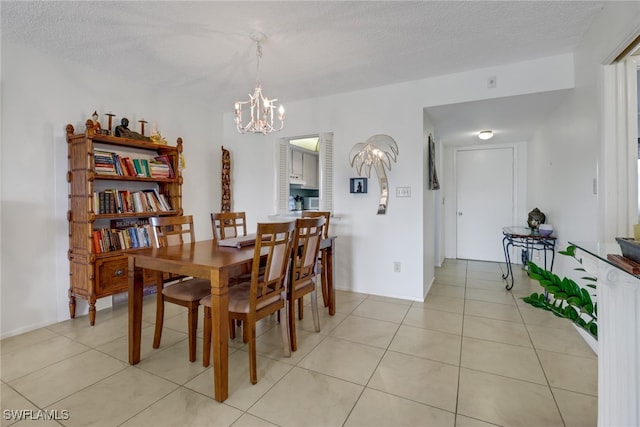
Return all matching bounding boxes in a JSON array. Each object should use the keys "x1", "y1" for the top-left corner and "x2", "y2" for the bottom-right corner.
[
  {"x1": 75, "y1": 133, "x2": 180, "y2": 153},
  {"x1": 94, "y1": 175, "x2": 178, "y2": 183},
  {"x1": 94, "y1": 210, "x2": 179, "y2": 219}
]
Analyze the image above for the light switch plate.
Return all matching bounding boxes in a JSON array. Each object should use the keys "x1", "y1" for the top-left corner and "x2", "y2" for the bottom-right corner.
[{"x1": 396, "y1": 187, "x2": 411, "y2": 197}]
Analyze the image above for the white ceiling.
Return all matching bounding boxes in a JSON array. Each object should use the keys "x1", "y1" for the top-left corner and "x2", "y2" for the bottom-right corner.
[
  {"x1": 2, "y1": 1, "x2": 606, "y2": 144},
  {"x1": 425, "y1": 89, "x2": 573, "y2": 145}
]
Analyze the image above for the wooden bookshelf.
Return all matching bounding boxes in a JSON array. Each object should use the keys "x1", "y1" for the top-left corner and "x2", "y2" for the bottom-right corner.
[{"x1": 66, "y1": 120, "x2": 184, "y2": 325}]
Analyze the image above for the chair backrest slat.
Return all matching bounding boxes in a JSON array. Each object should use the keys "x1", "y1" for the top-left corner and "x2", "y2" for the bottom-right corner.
[
  {"x1": 292, "y1": 217, "x2": 325, "y2": 289},
  {"x1": 301, "y1": 211, "x2": 331, "y2": 239},
  {"x1": 251, "y1": 221, "x2": 295, "y2": 311},
  {"x1": 149, "y1": 215, "x2": 196, "y2": 249},
  {"x1": 210, "y1": 211, "x2": 247, "y2": 240}
]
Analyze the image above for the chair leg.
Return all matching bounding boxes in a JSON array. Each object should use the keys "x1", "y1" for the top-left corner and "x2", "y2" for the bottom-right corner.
[
  {"x1": 153, "y1": 290, "x2": 165, "y2": 349},
  {"x1": 187, "y1": 303, "x2": 198, "y2": 362},
  {"x1": 242, "y1": 320, "x2": 248, "y2": 343},
  {"x1": 320, "y1": 254, "x2": 329, "y2": 308},
  {"x1": 310, "y1": 289, "x2": 320, "y2": 333},
  {"x1": 288, "y1": 298, "x2": 298, "y2": 352},
  {"x1": 279, "y1": 306, "x2": 291, "y2": 358},
  {"x1": 298, "y1": 297, "x2": 304, "y2": 320},
  {"x1": 229, "y1": 319, "x2": 236, "y2": 340},
  {"x1": 203, "y1": 307, "x2": 211, "y2": 367},
  {"x1": 246, "y1": 317, "x2": 257, "y2": 384}
]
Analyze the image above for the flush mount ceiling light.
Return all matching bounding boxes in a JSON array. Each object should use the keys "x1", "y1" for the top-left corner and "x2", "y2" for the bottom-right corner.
[
  {"x1": 234, "y1": 32, "x2": 285, "y2": 135},
  {"x1": 478, "y1": 130, "x2": 494, "y2": 140}
]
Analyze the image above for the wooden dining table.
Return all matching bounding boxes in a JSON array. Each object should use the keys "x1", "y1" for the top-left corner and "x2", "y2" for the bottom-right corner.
[{"x1": 127, "y1": 235, "x2": 336, "y2": 402}]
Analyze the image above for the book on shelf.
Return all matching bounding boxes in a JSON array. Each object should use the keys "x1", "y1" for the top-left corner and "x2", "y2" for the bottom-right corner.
[
  {"x1": 148, "y1": 160, "x2": 170, "y2": 179},
  {"x1": 152, "y1": 155, "x2": 175, "y2": 178},
  {"x1": 94, "y1": 189, "x2": 171, "y2": 215},
  {"x1": 93, "y1": 149, "x2": 174, "y2": 179},
  {"x1": 110, "y1": 218, "x2": 150, "y2": 229},
  {"x1": 92, "y1": 224, "x2": 152, "y2": 254},
  {"x1": 93, "y1": 149, "x2": 118, "y2": 175},
  {"x1": 132, "y1": 159, "x2": 148, "y2": 177}
]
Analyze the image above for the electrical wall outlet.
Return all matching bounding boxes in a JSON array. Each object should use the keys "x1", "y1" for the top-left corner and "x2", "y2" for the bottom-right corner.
[{"x1": 393, "y1": 262, "x2": 401, "y2": 272}]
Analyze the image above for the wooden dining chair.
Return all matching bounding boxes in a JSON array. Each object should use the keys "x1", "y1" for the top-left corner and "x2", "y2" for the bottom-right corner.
[
  {"x1": 210, "y1": 211, "x2": 247, "y2": 240},
  {"x1": 301, "y1": 210, "x2": 331, "y2": 309},
  {"x1": 288, "y1": 216, "x2": 325, "y2": 351},
  {"x1": 202, "y1": 220, "x2": 294, "y2": 384},
  {"x1": 149, "y1": 215, "x2": 211, "y2": 362}
]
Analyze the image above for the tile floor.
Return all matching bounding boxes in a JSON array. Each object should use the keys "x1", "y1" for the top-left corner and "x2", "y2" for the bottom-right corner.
[{"x1": 1, "y1": 260, "x2": 597, "y2": 426}]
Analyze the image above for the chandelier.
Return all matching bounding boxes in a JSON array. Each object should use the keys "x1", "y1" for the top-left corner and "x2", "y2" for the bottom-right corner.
[{"x1": 234, "y1": 33, "x2": 285, "y2": 134}]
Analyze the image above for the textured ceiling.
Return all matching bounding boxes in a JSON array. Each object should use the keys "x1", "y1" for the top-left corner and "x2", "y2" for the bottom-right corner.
[
  {"x1": 2, "y1": 1, "x2": 605, "y2": 142},
  {"x1": 425, "y1": 89, "x2": 573, "y2": 145}
]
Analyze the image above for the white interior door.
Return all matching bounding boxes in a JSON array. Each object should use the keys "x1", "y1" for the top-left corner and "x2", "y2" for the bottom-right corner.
[{"x1": 456, "y1": 147, "x2": 514, "y2": 262}]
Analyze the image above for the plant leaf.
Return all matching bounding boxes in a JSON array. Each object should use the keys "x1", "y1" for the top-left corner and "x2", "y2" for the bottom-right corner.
[{"x1": 559, "y1": 245, "x2": 576, "y2": 257}]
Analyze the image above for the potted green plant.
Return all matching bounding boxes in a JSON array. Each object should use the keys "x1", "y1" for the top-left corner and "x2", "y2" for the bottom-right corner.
[{"x1": 522, "y1": 245, "x2": 598, "y2": 340}]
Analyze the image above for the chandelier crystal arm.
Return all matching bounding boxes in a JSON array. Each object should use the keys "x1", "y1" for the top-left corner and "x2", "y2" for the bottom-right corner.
[{"x1": 234, "y1": 34, "x2": 284, "y2": 135}]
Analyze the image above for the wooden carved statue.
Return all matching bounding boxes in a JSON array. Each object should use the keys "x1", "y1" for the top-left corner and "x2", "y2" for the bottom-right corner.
[
  {"x1": 221, "y1": 146, "x2": 231, "y2": 212},
  {"x1": 115, "y1": 117, "x2": 151, "y2": 141}
]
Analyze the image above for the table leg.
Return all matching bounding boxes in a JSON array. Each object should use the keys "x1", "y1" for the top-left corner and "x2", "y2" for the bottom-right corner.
[
  {"x1": 210, "y1": 270, "x2": 229, "y2": 402},
  {"x1": 326, "y1": 240, "x2": 336, "y2": 316},
  {"x1": 128, "y1": 256, "x2": 144, "y2": 365},
  {"x1": 501, "y1": 235, "x2": 515, "y2": 290}
]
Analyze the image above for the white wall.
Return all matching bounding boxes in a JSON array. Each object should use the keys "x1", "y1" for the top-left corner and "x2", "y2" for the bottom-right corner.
[
  {"x1": 422, "y1": 112, "x2": 437, "y2": 299},
  {"x1": 223, "y1": 86, "x2": 426, "y2": 301},
  {"x1": 1, "y1": 42, "x2": 220, "y2": 338},
  {"x1": 526, "y1": 2, "x2": 640, "y2": 276},
  {"x1": 221, "y1": 54, "x2": 574, "y2": 304}
]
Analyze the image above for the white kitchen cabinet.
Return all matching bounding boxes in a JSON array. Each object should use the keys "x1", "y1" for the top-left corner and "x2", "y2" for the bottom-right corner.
[
  {"x1": 289, "y1": 147, "x2": 318, "y2": 188},
  {"x1": 303, "y1": 152, "x2": 318, "y2": 188},
  {"x1": 291, "y1": 149, "x2": 303, "y2": 179}
]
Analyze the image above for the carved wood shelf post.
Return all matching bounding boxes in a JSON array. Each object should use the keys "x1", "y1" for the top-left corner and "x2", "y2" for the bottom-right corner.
[{"x1": 221, "y1": 146, "x2": 231, "y2": 213}]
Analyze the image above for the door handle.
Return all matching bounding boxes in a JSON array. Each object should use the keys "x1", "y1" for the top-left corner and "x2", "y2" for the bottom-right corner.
[{"x1": 458, "y1": 212, "x2": 463, "y2": 216}]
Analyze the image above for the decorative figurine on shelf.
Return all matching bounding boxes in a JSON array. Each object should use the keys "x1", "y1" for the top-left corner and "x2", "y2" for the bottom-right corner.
[
  {"x1": 138, "y1": 118, "x2": 148, "y2": 136},
  {"x1": 527, "y1": 208, "x2": 546, "y2": 231},
  {"x1": 105, "y1": 112, "x2": 115, "y2": 135},
  {"x1": 91, "y1": 111, "x2": 102, "y2": 132},
  {"x1": 114, "y1": 117, "x2": 151, "y2": 141},
  {"x1": 149, "y1": 121, "x2": 167, "y2": 145}
]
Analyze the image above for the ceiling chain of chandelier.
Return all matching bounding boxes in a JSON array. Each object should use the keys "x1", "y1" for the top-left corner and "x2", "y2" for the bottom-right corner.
[{"x1": 234, "y1": 33, "x2": 285, "y2": 135}]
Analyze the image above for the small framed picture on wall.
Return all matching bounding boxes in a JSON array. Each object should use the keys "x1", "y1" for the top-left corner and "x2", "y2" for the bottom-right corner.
[{"x1": 350, "y1": 177, "x2": 367, "y2": 194}]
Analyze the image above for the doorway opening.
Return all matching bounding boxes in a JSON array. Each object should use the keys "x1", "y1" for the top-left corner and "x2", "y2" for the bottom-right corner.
[
  {"x1": 288, "y1": 136, "x2": 320, "y2": 212},
  {"x1": 276, "y1": 133, "x2": 334, "y2": 215}
]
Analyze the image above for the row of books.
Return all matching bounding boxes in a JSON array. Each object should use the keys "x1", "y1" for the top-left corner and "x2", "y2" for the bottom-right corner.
[
  {"x1": 94, "y1": 189, "x2": 172, "y2": 214},
  {"x1": 92, "y1": 225, "x2": 152, "y2": 254},
  {"x1": 94, "y1": 149, "x2": 175, "y2": 179}
]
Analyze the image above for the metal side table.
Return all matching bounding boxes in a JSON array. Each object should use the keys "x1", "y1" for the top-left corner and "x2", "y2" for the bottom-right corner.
[{"x1": 501, "y1": 226, "x2": 556, "y2": 290}]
